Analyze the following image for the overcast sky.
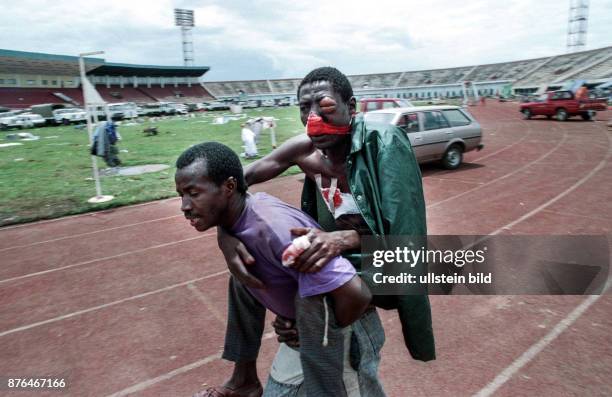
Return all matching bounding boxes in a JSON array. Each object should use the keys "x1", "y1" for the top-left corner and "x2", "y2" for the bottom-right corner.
[{"x1": 2, "y1": 0, "x2": 611, "y2": 81}]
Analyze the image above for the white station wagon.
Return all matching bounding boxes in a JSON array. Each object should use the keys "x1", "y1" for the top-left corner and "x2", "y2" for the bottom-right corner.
[
  {"x1": 0, "y1": 113, "x2": 46, "y2": 130},
  {"x1": 364, "y1": 105, "x2": 484, "y2": 169}
]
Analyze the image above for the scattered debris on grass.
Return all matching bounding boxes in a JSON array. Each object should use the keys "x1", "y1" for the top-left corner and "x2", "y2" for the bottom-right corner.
[{"x1": 0, "y1": 142, "x2": 23, "y2": 148}]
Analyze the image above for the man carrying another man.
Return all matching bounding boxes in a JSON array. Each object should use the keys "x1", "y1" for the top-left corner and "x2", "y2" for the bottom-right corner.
[
  {"x1": 205, "y1": 67, "x2": 435, "y2": 396},
  {"x1": 176, "y1": 142, "x2": 384, "y2": 396}
]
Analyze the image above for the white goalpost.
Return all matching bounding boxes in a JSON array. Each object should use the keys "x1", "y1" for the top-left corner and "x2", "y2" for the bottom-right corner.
[{"x1": 79, "y1": 51, "x2": 114, "y2": 204}]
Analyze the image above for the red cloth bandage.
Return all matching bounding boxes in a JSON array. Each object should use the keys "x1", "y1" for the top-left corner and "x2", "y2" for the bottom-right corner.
[{"x1": 306, "y1": 113, "x2": 351, "y2": 136}]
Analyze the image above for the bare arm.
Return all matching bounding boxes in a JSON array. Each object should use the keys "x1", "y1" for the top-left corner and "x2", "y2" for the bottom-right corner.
[
  {"x1": 329, "y1": 275, "x2": 372, "y2": 327},
  {"x1": 216, "y1": 226, "x2": 264, "y2": 289},
  {"x1": 245, "y1": 134, "x2": 313, "y2": 186}
]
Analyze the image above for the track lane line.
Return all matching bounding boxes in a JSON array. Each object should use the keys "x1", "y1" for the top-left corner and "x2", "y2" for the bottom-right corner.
[
  {"x1": 471, "y1": 120, "x2": 532, "y2": 162},
  {"x1": 0, "y1": 215, "x2": 182, "y2": 253},
  {"x1": 0, "y1": 173, "x2": 303, "y2": 246},
  {"x1": 187, "y1": 283, "x2": 226, "y2": 325},
  {"x1": 0, "y1": 197, "x2": 178, "y2": 231},
  {"x1": 489, "y1": 124, "x2": 610, "y2": 235},
  {"x1": 0, "y1": 233, "x2": 213, "y2": 285},
  {"x1": 474, "y1": 281, "x2": 611, "y2": 397},
  {"x1": 470, "y1": 117, "x2": 612, "y2": 395},
  {"x1": 0, "y1": 270, "x2": 230, "y2": 338},
  {"x1": 428, "y1": 126, "x2": 568, "y2": 210},
  {"x1": 105, "y1": 332, "x2": 277, "y2": 397}
]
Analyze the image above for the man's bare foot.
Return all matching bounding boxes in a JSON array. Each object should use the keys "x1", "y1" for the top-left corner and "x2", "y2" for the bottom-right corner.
[
  {"x1": 192, "y1": 381, "x2": 262, "y2": 397},
  {"x1": 192, "y1": 361, "x2": 262, "y2": 397}
]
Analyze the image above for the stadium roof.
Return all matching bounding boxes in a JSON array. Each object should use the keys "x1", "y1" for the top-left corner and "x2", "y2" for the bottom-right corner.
[
  {"x1": 0, "y1": 49, "x2": 209, "y2": 77},
  {"x1": 91, "y1": 63, "x2": 209, "y2": 77},
  {"x1": 0, "y1": 49, "x2": 104, "y2": 74}
]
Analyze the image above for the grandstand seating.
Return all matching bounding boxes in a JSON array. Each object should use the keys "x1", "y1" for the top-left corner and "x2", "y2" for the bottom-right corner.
[
  {"x1": 201, "y1": 47, "x2": 612, "y2": 95},
  {"x1": 0, "y1": 84, "x2": 214, "y2": 109},
  {"x1": 0, "y1": 88, "x2": 82, "y2": 108},
  {"x1": 579, "y1": 56, "x2": 612, "y2": 80},
  {"x1": 2, "y1": 46, "x2": 611, "y2": 108},
  {"x1": 95, "y1": 86, "x2": 154, "y2": 103},
  {"x1": 178, "y1": 85, "x2": 214, "y2": 101},
  {"x1": 134, "y1": 85, "x2": 214, "y2": 102},
  {"x1": 396, "y1": 67, "x2": 474, "y2": 87},
  {"x1": 203, "y1": 80, "x2": 277, "y2": 97},
  {"x1": 202, "y1": 82, "x2": 234, "y2": 97},
  {"x1": 514, "y1": 47, "x2": 612, "y2": 87},
  {"x1": 268, "y1": 79, "x2": 300, "y2": 94},
  {"x1": 466, "y1": 58, "x2": 547, "y2": 82},
  {"x1": 350, "y1": 73, "x2": 402, "y2": 89}
]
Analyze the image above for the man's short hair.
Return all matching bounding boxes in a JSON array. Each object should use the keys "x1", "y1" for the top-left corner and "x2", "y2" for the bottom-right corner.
[
  {"x1": 297, "y1": 66, "x2": 354, "y2": 103},
  {"x1": 176, "y1": 142, "x2": 247, "y2": 194}
]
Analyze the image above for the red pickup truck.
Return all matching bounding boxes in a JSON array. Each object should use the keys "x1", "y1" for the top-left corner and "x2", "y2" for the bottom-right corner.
[{"x1": 519, "y1": 90, "x2": 607, "y2": 121}]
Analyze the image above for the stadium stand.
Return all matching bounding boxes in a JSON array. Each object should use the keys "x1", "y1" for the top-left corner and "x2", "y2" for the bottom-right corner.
[
  {"x1": 0, "y1": 49, "x2": 211, "y2": 109},
  {"x1": 268, "y1": 79, "x2": 300, "y2": 94},
  {"x1": 2, "y1": 46, "x2": 611, "y2": 109},
  {"x1": 134, "y1": 85, "x2": 213, "y2": 102},
  {"x1": 348, "y1": 73, "x2": 402, "y2": 89},
  {"x1": 514, "y1": 46, "x2": 612, "y2": 87},
  {"x1": 200, "y1": 46, "x2": 611, "y2": 100},
  {"x1": 233, "y1": 80, "x2": 271, "y2": 95},
  {"x1": 578, "y1": 56, "x2": 612, "y2": 80},
  {"x1": 464, "y1": 58, "x2": 548, "y2": 82},
  {"x1": 0, "y1": 88, "x2": 65, "y2": 108},
  {"x1": 201, "y1": 81, "x2": 234, "y2": 97},
  {"x1": 95, "y1": 86, "x2": 153, "y2": 103}
]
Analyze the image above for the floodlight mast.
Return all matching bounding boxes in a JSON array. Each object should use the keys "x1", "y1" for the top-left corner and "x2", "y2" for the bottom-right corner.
[
  {"x1": 567, "y1": 0, "x2": 589, "y2": 53},
  {"x1": 174, "y1": 8, "x2": 195, "y2": 67}
]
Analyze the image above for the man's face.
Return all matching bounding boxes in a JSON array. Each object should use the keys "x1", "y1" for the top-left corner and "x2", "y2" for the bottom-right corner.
[
  {"x1": 175, "y1": 160, "x2": 227, "y2": 232},
  {"x1": 298, "y1": 80, "x2": 356, "y2": 149}
]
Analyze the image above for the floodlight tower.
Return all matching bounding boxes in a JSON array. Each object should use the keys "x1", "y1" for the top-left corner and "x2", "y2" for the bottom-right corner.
[
  {"x1": 174, "y1": 8, "x2": 195, "y2": 66},
  {"x1": 566, "y1": 0, "x2": 589, "y2": 53}
]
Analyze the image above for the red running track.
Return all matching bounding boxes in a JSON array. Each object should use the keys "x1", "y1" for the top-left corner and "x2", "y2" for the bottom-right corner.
[{"x1": 0, "y1": 102, "x2": 610, "y2": 396}]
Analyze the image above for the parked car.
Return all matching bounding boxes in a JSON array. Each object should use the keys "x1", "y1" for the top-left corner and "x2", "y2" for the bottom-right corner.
[
  {"x1": 30, "y1": 103, "x2": 68, "y2": 125},
  {"x1": 108, "y1": 102, "x2": 139, "y2": 119},
  {"x1": 203, "y1": 101, "x2": 230, "y2": 111},
  {"x1": 278, "y1": 97, "x2": 292, "y2": 106},
  {"x1": 261, "y1": 99, "x2": 276, "y2": 107},
  {"x1": 0, "y1": 110, "x2": 27, "y2": 118},
  {"x1": 186, "y1": 103, "x2": 207, "y2": 112},
  {"x1": 235, "y1": 100, "x2": 258, "y2": 109},
  {"x1": 0, "y1": 113, "x2": 46, "y2": 130},
  {"x1": 53, "y1": 108, "x2": 87, "y2": 124},
  {"x1": 167, "y1": 102, "x2": 189, "y2": 115},
  {"x1": 519, "y1": 90, "x2": 607, "y2": 121},
  {"x1": 359, "y1": 98, "x2": 414, "y2": 113},
  {"x1": 139, "y1": 102, "x2": 180, "y2": 116},
  {"x1": 364, "y1": 105, "x2": 484, "y2": 169}
]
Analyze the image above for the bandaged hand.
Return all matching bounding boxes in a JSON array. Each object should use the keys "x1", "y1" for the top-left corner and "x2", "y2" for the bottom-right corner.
[
  {"x1": 286, "y1": 228, "x2": 360, "y2": 273},
  {"x1": 281, "y1": 231, "x2": 314, "y2": 267}
]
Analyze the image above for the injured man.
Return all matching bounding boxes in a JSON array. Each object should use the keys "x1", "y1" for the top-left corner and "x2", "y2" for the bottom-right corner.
[{"x1": 174, "y1": 141, "x2": 386, "y2": 397}]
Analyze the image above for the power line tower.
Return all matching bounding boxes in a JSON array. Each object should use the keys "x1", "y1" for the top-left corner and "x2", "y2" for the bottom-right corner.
[
  {"x1": 174, "y1": 8, "x2": 195, "y2": 66},
  {"x1": 566, "y1": 0, "x2": 589, "y2": 53}
]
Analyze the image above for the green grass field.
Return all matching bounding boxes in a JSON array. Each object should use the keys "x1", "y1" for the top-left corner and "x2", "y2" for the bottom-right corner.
[{"x1": 0, "y1": 107, "x2": 305, "y2": 226}]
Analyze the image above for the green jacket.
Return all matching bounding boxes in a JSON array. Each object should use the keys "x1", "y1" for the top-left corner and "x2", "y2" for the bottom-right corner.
[{"x1": 300, "y1": 114, "x2": 436, "y2": 362}]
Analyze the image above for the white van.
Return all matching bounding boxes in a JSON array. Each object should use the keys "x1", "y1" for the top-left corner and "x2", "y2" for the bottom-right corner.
[
  {"x1": 53, "y1": 108, "x2": 87, "y2": 124},
  {"x1": 108, "y1": 102, "x2": 138, "y2": 119}
]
